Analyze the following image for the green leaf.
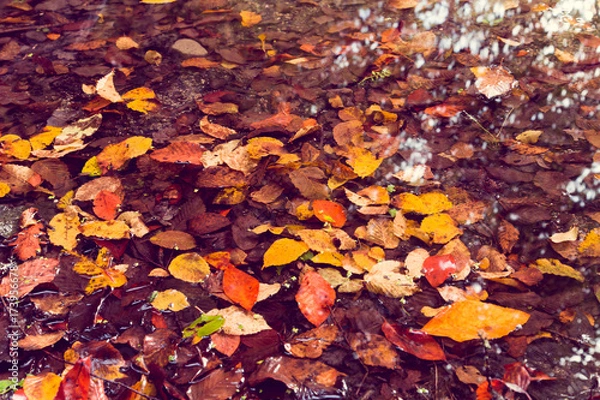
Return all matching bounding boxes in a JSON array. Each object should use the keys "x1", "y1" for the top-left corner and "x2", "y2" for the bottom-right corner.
[{"x1": 182, "y1": 314, "x2": 225, "y2": 338}]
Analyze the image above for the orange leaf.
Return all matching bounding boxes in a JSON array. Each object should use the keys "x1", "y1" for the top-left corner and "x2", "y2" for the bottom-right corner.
[
  {"x1": 295, "y1": 269, "x2": 335, "y2": 326},
  {"x1": 150, "y1": 231, "x2": 196, "y2": 250},
  {"x1": 10, "y1": 223, "x2": 44, "y2": 261},
  {"x1": 93, "y1": 190, "x2": 121, "y2": 220},
  {"x1": 223, "y1": 265, "x2": 259, "y2": 311},
  {"x1": 56, "y1": 356, "x2": 92, "y2": 400},
  {"x1": 149, "y1": 141, "x2": 205, "y2": 165},
  {"x1": 312, "y1": 200, "x2": 346, "y2": 228},
  {"x1": 210, "y1": 332, "x2": 240, "y2": 357},
  {"x1": 0, "y1": 258, "x2": 59, "y2": 298},
  {"x1": 422, "y1": 299, "x2": 530, "y2": 342}
]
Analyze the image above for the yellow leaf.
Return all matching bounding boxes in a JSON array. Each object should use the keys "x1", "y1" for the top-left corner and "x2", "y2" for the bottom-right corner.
[
  {"x1": 240, "y1": 10, "x2": 262, "y2": 27},
  {"x1": 29, "y1": 126, "x2": 62, "y2": 150},
  {"x1": 346, "y1": 147, "x2": 382, "y2": 178},
  {"x1": 395, "y1": 192, "x2": 453, "y2": 214},
  {"x1": 96, "y1": 136, "x2": 152, "y2": 171},
  {"x1": 420, "y1": 213, "x2": 462, "y2": 244},
  {"x1": 0, "y1": 181, "x2": 10, "y2": 197},
  {"x1": 263, "y1": 238, "x2": 309, "y2": 268},
  {"x1": 311, "y1": 251, "x2": 344, "y2": 267},
  {"x1": 80, "y1": 220, "x2": 130, "y2": 239},
  {"x1": 23, "y1": 372, "x2": 62, "y2": 400},
  {"x1": 364, "y1": 260, "x2": 420, "y2": 298},
  {"x1": 579, "y1": 228, "x2": 600, "y2": 257},
  {"x1": 81, "y1": 156, "x2": 102, "y2": 176},
  {"x1": 168, "y1": 252, "x2": 210, "y2": 283},
  {"x1": 213, "y1": 187, "x2": 246, "y2": 205},
  {"x1": 48, "y1": 211, "x2": 80, "y2": 251},
  {"x1": 531, "y1": 258, "x2": 584, "y2": 282},
  {"x1": 151, "y1": 289, "x2": 189, "y2": 311},
  {"x1": 422, "y1": 299, "x2": 530, "y2": 342},
  {"x1": 246, "y1": 137, "x2": 285, "y2": 159},
  {"x1": 0, "y1": 134, "x2": 31, "y2": 160},
  {"x1": 57, "y1": 190, "x2": 74, "y2": 209},
  {"x1": 123, "y1": 87, "x2": 158, "y2": 114},
  {"x1": 85, "y1": 267, "x2": 128, "y2": 294}
]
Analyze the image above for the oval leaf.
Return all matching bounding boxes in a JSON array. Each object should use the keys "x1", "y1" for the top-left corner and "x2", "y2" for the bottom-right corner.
[
  {"x1": 223, "y1": 265, "x2": 259, "y2": 311},
  {"x1": 168, "y1": 252, "x2": 210, "y2": 283},
  {"x1": 263, "y1": 238, "x2": 309, "y2": 268},
  {"x1": 382, "y1": 321, "x2": 446, "y2": 361},
  {"x1": 295, "y1": 269, "x2": 335, "y2": 327},
  {"x1": 312, "y1": 200, "x2": 347, "y2": 228}
]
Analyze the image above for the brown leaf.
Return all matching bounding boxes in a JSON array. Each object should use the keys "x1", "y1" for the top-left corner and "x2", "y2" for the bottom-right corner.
[
  {"x1": 498, "y1": 219, "x2": 519, "y2": 253},
  {"x1": 196, "y1": 166, "x2": 246, "y2": 188},
  {"x1": 289, "y1": 167, "x2": 329, "y2": 199},
  {"x1": 187, "y1": 367, "x2": 244, "y2": 400},
  {"x1": 150, "y1": 141, "x2": 205, "y2": 165},
  {"x1": 188, "y1": 212, "x2": 231, "y2": 236},
  {"x1": 348, "y1": 332, "x2": 399, "y2": 369},
  {"x1": 150, "y1": 231, "x2": 196, "y2": 250},
  {"x1": 249, "y1": 356, "x2": 345, "y2": 389},
  {"x1": 285, "y1": 324, "x2": 339, "y2": 359}
]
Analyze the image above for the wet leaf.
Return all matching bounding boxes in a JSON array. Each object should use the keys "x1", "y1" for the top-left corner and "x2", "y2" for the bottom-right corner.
[
  {"x1": 168, "y1": 252, "x2": 210, "y2": 283},
  {"x1": 56, "y1": 356, "x2": 92, "y2": 400},
  {"x1": 0, "y1": 258, "x2": 59, "y2": 298},
  {"x1": 422, "y1": 299, "x2": 530, "y2": 342},
  {"x1": 348, "y1": 332, "x2": 399, "y2": 369},
  {"x1": 187, "y1": 367, "x2": 244, "y2": 400},
  {"x1": 149, "y1": 141, "x2": 205, "y2": 165},
  {"x1": 240, "y1": 11, "x2": 262, "y2": 27},
  {"x1": 10, "y1": 222, "x2": 45, "y2": 261},
  {"x1": 471, "y1": 65, "x2": 516, "y2": 98},
  {"x1": 22, "y1": 372, "x2": 61, "y2": 400},
  {"x1": 382, "y1": 321, "x2": 446, "y2": 361},
  {"x1": 312, "y1": 199, "x2": 347, "y2": 228},
  {"x1": 285, "y1": 324, "x2": 338, "y2": 358},
  {"x1": 530, "y1": 258, "x2": 584, "y2": 282},
  {"x1": 579, "y1": 228, "x2": 600, "y2": 257},
  {"x1": 151, "y1": 289, "x2": 190, "y2": 311},
  {"x1": 422, "y1": 254, "x2": 457, "y2": 288},
  {"x1": 122, "y1": 87, "x2": 158, "y2": 114},
  {"x1": 205, "y1": 305, "x2": 271, "y2": 335},
  {"x1": 183, "y1": 314, "x2": 225, "y2": 339},
  {"x1": 96, "y1": 136, "x2": 152, "y2": 172},
  {"x1": 296, "y1": 268, "x2": 336, "y2": 326},
  {"x1": 150, "y1": 230, "x2": 196, "y2": 250},
  {"x1": 393, "y1": 191, "x2": 452, "y2": 214},
  {"x1": 210, "y1": 332, "x2": 240, "y2": 356},
  {"x1": 263, "y1": 238, "x2": 309, "y2": 268},
  {"x1": 420, "y1": 213, "x2": 462, "y2": 244},
  {"x1": 223, "y1": 265, "x2": 259, "y2": 311},
  {"x1": 93, "y1": 190, "x2": 121, "y2": 220},
  {"x1": 250, "y1": 356, "x2": 345, "y2": 389},
  {"x1": 364, "y1": 260, "x2": 420, "y2": 298},
  {"x1": 18, "y1": 332, "x2": 64, "y2": 351},
  {"x1": 346, "y1": 147, "x2": 382, "y2": 178},
  {"x1": 80, "y1": 220, "x2": 130, "y2": 240}
]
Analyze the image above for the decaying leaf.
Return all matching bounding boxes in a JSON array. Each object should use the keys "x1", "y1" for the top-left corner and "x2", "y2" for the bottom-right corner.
[
  {"x1": 295, "y1": 268, "x2": 336, "y2": 326},
  {"x1": 205, "y1": 305, "x2": 271, "y2": 335},
  {"x1": 168, "y1": 252, "x2": 210, "y2": 283},
  {"x1": 151, "y1": 289, "x2": 190, "y2": 311},
  {"x1": 364, "y1": 260, "x2": 420, "y2": 298}
]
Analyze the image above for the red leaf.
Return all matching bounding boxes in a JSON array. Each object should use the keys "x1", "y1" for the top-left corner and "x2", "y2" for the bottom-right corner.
[
  {"x1": 422, "y1": 254, "x2": 457, "y2": 287},
  {"x1": 9, "y1": 223, "x2": 44, "y2": 261},
  {"x1": 223, "y1": 265, "x2": 259, "y2": 311},
  {"x1": 93, "y1": 190, "x2": 121, "y2": 220},
  {"x1": 56, "y1": 357, "x2": 92, "y2": 400},
  {"x1": 382, "y1": 321, "x2": 446, "y2": 361},
  {"x1": 424, "y1": 103, "x2": 465, "y2": 118},
  {"x1": 295, "y1": 269, "x2": 335, "y2": 326},
  {"x1": 312, "y1": 200, "x2": 347, "y2": 228},
  {"x1": 476, "y1": 379, "x2": 506, "y2": 400}
]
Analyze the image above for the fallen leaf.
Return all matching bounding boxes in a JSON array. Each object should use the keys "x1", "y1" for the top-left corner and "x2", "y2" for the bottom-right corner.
[
  {"x1": 205, "y1": 305, "x2": 271, "y2": 335},
  {"x1": 168, "y1": 252, "x2": 210, "y2": 283},
  {"x1": 422, "y1": 254, "x2": 457, "y2": 287},
  {"x1": 150, "y1": 230, "x2": 196, "y2": 250},
  {"x1": 364, "y1": 260, "x2": 420, "y2": 298},
  {"x1": 48, "y1": 211, "x2": 80, "y2": 251},
  {"x1": 312, "y1": 200, "x2": 347, "y2": 228},
  {"x1": 223, "y1": 265, "x2": 259, "y2": 311},
  {"x1": 95, "y1": 70, "x2": 122, "y2": 103},
  {"x1": 285, "y1": 324, "x2": 338, "y2": 358},
  {"x1": 0, "y1": 258, "x2": 58, "y2": 298},
  {"x1": 22, "y1": 372, "x2": 61, "y2": 400},
  {"x1": 422, "y1": 299, "x2": 530, "y2": 342},
  {"x1": 349, "y1": 332, "x2": 399, "y2": 369},
  {"x1": 151, "y1": 289, "x2": 190, "y2": 311},
  {"x1": 187, "y1": 367, "x2": 244, "y2": 400},
  {"x1": 471, "y1": 65, "x2": 516, "y2": 98},
  {"x1": 150, "y1": 141, "x2": 205, "y2": 165},
  {"x1": 96, "y1": 136, "x2": 152, "y2": 172},
  {"x1": 249, "y1": 356, "x2": 345, "y2": 389},
  {"x1": 382, "y1": 321, "x2": 446, "y2": 361},
  {"x1": 393, "y1": 192, "x2": 453, "y2": 214},
  {"x1": 80, "y1": 220, "x2": 130, "y2": 240},
  {"x1": 420, "y1": 213, "x2": 462, "y2": 244},
  {"x1": 240, "y1": 11, "x2": 262, "y2": 28},
  {"x1": 93, "y1": 190, "x2": 121, "y2": 220},
  {"x1": 295, "y1": 268, "x2": 336, "y2": 326},
  {"x1": 530, "y1": 258, "x2": 584, "y2": 282},
  {"x1": 263, "y1": 238, "x2": 309, "y2": 268}
]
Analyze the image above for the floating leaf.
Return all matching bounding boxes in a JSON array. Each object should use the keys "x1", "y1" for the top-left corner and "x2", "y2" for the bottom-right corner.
[
  {"x1": 93, "y1": 190, "x2": 121, "y2": 220},
  {"x1": 96, "y1": 136, "x2": 152, "y2": 172},
  {"x1": 312, "y1": 200, "x2": 347, "y2": 228},
  {"x1": 394, "y1": 192, "x2": 452, "y2": 214},
  {"x1": 348, "y1": 332, "x2": 399, "y2": 369},
  {"x1": 80, "y1": 220, "x2": 130, "y2": 240},
  {"x1": 263, "y1": 238, "x2": 309, "y2": 268},
  {"x1": 168, "y1": 252, "x2": 210, "y2": 283},
  {"x1": 422, "y1": 254, "x2": 457, "y2": 287},
  {"x1": 150, "y1": 141, "x2": 205, "y2": 165},
  {"x1": 285, "y1": 325, "x2": 338, "y2": 359},
  {"x1": 48, "y1": 211, "x2": 80, "y2": 251},
  {"x1": 122, "y1": 87, "x2": 158, "y2": 114},
  {"x1": 296, "y1": 268, "x2": 335, "y2": 327},
  {"x1": 421, "y1": 213, "x2": 462, "y2": 244},
  {"x1": 182, "y1": 314, "x2": 225, "y2": 339},
  {"x1": 0, "y1": 134, "x2": 31, "y2": 160},
  {"x1": 0, "y1": 258, "x2": 59, "y2": 298},
  {"x1": 530, "y1": 258, "x2": 584, "y2": 282},
  {"x1": 22, "y1": 372, "x2": 61, "y2": 400},
  {"x1": 205, "y1": 305, "x2": 271, "y2": 335},
  {"x1": 151, "y1": 230, "x2": 196, "y2": 250},
  {"x1": 382, "y1": 321, "x2": 446, "y2": 361},
  {"x1": 422, "y1": 299, "x2": 530, "y2": 342},
  {"x1": 223, "y1": 265, "x2": 259, "y2": 311},
  {"x1": 364, "y1": 260, "x2": 420, "y2": 298},
  {"x1": 151, "y1": 289, "x2": 189, "y2": 311},
  {"x1": 240, "y1": 11, "x2": 262, "y2": 27}
]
